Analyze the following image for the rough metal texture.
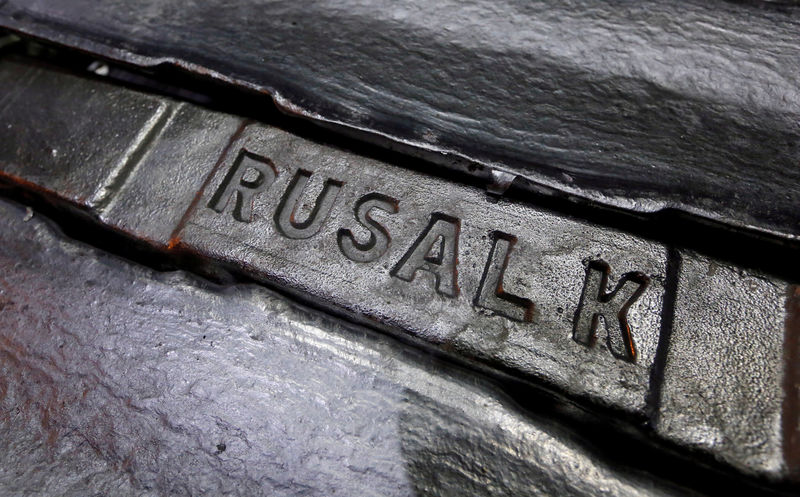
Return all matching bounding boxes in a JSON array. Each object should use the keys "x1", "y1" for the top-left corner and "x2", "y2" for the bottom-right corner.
[
  {"x1": 0, "y1": 59, "x2": 166, "y2": 207},
  {"x1": 1, "y1": 0, "x2": 799, "y2": 240},
  {"x1": 179, "y1": 124, "x2": 668, "y2": 415},
  {"x1": 0, "y1": 57, "x2": 670, "y2": 416},
  {"x1": 656, "y1": 253, "x2": 792, "y2": 476},
  {"x1": 1, "y1": 55, "x2": 799, "y2": 487},
  {"x1": 0, "y1": 199, "x2": 692, "y2": 497},
  {"x1": 100, "y1": 104, "x2": 244, "y2": 244}
]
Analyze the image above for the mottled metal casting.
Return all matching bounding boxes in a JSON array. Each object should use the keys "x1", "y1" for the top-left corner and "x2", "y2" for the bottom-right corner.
[
  {"x1": 657, "y1": 253, "x2": 796, "y2": 477},
  {"x1": 0, "y1": 199, "x2": 700, "y2": 497},
  {"x1": 1, "y1": 55, "x2": 799, "y2": 493},
  {"x1": 2, "y1": 0, "x2": 799, "y2": 241},
  {"x1": 180, "y1": 124, "x2": 667, "y2": 416}
]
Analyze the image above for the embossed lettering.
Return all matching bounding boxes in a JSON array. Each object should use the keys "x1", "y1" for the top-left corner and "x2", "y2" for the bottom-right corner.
[
  {"x1": 274, "y1": 169, "x2": 344, "y2": 239},
  {"x1": 208, "y1": 150, "x2": 277, "y2": 222},
  {"x1": 391, "y1": 213, "x2": 460, "y2": 298},
  {"x1": 337, "y1": 193, "x2": 399, "y2": 262},
  {"x1": 572, "y1": 260, "x2": 649, "y2": 362},
  {"x1": 474, "y1": 232, "x2": 533, "y2": 322}
]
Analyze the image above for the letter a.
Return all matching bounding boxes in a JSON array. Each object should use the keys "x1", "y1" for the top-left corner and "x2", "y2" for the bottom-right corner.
[{"x1": 391, "y1": 213, "x2": 460, "y2": 298}]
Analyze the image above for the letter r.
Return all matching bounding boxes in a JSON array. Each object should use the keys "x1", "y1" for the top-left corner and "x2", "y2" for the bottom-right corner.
[{"x1": 208, "y1": 149, "x2": 278, "y2": 222}]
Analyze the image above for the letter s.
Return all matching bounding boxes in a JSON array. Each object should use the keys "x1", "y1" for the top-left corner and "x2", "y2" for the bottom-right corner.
[{"x1": 337, "y1": 193, "x2": 398, "y2": 262}]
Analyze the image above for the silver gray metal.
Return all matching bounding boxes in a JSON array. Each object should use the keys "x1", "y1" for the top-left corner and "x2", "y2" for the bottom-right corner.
[
  {"x1": 100, "y1": 104, "x2": 244, "y2": 244},
  {"x1": 0, "y1": 198, "x2": 693, "y2": 497},
  {"x1": 0, "y1": 57, "x2": 670, "y2": 416},
  {"x1": 656, "y1": 252, "x2": 797, "y2": 478},
  {"x1": 2, "y1": 0, "x2": 800, "y2": 241},
  {"x1": 1, "y1": 55, "x2": 799, "y2": 489},
  {"x1": 178, "y1": 124, "x2": 668, "y2": 416},
  {"x1": 0, "y1": 59, "x2": 168, "y2": 208}
]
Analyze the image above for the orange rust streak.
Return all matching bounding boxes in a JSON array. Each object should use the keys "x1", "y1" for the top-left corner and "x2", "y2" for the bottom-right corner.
[
  {"x1": 166, "y1": 236, "x2": 182, "y2": 251},
  {"x1": 0, "y1": 170, "x2": 88, "y2": 212}
]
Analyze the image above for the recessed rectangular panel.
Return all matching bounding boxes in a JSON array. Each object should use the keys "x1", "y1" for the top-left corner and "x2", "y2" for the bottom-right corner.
[
  {"x1": 179, "y1": 125, "x2": 669, "y2": 413},
  {"x1": 658, "y1": 252, "x2": 793, "y2": 477}
]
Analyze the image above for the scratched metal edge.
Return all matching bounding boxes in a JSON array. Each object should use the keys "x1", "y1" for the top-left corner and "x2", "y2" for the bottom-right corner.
[{"x1": 0, "y1": 11, "x2": 798, "y2": 244}]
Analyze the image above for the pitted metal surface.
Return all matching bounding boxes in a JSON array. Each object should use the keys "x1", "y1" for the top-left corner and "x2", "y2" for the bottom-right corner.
[
  {"x1": 1, "y1": 52, "x2": 799, "y2": 494},
  {"x1": 178, "y1": 124, "x2": 667, "y2": 415},
  {"x1": 657, "y1": 253, "x2": 792, "y2": 476},
  {"x1": 0, "y1": 199, "x2": 693, "y2": 497}
]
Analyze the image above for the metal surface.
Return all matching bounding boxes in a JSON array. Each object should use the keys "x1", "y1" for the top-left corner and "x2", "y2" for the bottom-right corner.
[
  {"x1": 2, "y1": 57, "x2": 668, "y2": 412},
  {"x1": 1, "y1": 55, "x2": 799, "y2": 493},
  {"x1": 0, "y1": 199, "x2": 696, "y2": 497},
  {"x1": 180, "y1": 123, "x2": 667, "y2": 416},
  {"x1": 1, "y1": 1, "x2": 799, "y2": 241},
  {"x1": 0, "y1": 60, "x2": 167, "y2": 208},
  {"x1": 656, "y1": 252, "x2": 793, "y2": 476}
]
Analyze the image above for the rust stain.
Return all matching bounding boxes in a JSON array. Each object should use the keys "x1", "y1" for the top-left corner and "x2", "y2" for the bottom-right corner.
[
  {"x1": 166, "y1": 236, "x2": 182, "y2": 251},
  {"x1": 0, "y1": 339, "x2": 62, "y2": 448},
  {"x1": 0, "y1": 170, "x2": 55, "y2": 196},
  {"x1": 783, "y1": 285, "x2": 800, "y2": 476},
  {"x1": 0, "y1": 170, "x2": 85, "y2": 212}
]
